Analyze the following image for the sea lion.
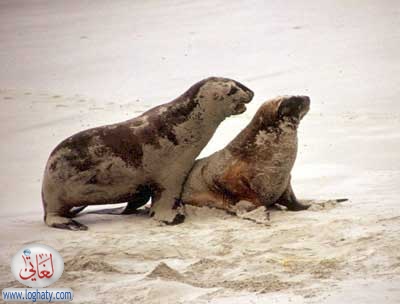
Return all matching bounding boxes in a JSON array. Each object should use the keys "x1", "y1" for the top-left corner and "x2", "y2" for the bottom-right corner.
[
  {"x1": 42, "y1": 77, "x2": 254, "y2": 230},
  {"x1": 181, "y1": 95, "x2": 310, "y2": 214}
]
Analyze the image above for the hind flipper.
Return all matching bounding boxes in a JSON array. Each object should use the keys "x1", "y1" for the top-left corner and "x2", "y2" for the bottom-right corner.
[
  {"x1": 121, "y1": 193, "x2": 150, "y2": 214},
  {"x1": 277, "y1": 182, "x2": 310, "y2": 211},
  {"x1": 46, "y1": 214, "x2": 88, "y2": 231},
  {"x1": 52, "y1": 220, "x2": 88, "y2": 231}
]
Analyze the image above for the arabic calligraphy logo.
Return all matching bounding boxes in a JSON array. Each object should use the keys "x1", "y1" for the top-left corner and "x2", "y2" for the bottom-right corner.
[{"x1": 11, "y1": 243, "x2": 64, "y2": 288}]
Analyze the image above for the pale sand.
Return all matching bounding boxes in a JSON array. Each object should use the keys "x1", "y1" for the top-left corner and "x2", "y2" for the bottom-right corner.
[
  {"x1": 0, "y1": 0, "x2": 399, "y2": 303},
  {"x1": 0, "y1": 89, "x2": 399, "y2": 303}
]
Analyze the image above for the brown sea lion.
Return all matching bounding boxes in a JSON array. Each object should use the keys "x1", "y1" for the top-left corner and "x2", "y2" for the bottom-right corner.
[
  {"x1": 42, "y1": 77, "x2": 254, "y2": 230},
  {"x1": 181, "y1": 95, "x2": 310, "y2": 214}
]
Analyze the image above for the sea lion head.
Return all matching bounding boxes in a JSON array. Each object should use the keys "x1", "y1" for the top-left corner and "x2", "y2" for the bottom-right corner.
[
  {"x1": 257, "y1": 95, "x2": 310, "y2": 129},
  {"x1": 277, "y1": 95, "x2": 310, "y2": 122},
  {"x1": 196, "y1": 77, "x2": 254, "y2": 116}
]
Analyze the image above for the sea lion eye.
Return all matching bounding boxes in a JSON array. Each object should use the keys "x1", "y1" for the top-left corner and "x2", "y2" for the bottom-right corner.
[{"x1": 227, "y1": 85, "x2": 239, "y2": 96}]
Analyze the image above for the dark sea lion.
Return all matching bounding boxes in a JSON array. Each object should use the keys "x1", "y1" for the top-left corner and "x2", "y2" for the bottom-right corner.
[
  {"x1": 42, "y1": 77, "x2": 254, "y2": 230},
  {"x1": 181, "y1": 95, "x2": 310, "y2": 214}
]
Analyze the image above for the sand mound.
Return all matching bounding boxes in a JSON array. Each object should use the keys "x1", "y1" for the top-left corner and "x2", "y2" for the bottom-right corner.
[{"x1": 146, "y1": 262, "x2": 185, "y2": 281}]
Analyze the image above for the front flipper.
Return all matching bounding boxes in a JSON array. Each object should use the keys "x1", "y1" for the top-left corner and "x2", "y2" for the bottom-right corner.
[
  {"x1": 150, "y1": 196, "x2": 186, "y2": 225},
  {"x1": 150, "y1": 180, "x2": 186, "y2": 225},
  {"x1": 121, "y1": 194, "x2": 151, "y2": 214}
]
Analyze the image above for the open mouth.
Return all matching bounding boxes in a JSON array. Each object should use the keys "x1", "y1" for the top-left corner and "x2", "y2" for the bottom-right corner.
[
  {"x1": 233, "y1": 97, "x2": 252, "y2": 114},
  {"x1": 234, "y1": 102, "x2": 247, "y2": 114}
]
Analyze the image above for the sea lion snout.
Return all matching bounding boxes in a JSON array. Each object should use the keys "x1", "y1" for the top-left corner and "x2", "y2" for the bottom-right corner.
[
  {"x1": 278, "y1": 95, "x2": 310, "y2": 120},
  {"x1": 243, "y1": 90, "x2": 254, "y2": 103},
  {"x1": 228, "y1": 82, "x2": 254, "y2": 115},
  {"x1": 297, "y1": 95, "x2": 310, "y2": 110},
  {"x1": 229, "y1": 80, "x2": 254, "y2": 99},
  {"x1": 240, "y1": 86, "x2": 254, "y2": 105},
  {"x1": 242, "y1": 87, "x2": 254, "y2": 100},
  {"x1": 296, "y1": 95, "x2": 310, "y2": 119}
]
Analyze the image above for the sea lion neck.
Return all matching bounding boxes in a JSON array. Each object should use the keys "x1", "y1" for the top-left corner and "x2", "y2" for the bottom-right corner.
[
  {"x1": 226, "y1": 103, "x2": 275, "y2": 146},
  {"x1": 225, "y1": 101, "x2": 299, "y2": 161}
]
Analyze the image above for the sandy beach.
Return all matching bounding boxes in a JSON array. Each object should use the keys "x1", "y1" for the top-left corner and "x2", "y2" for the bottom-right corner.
[{"x1": 0, "y1": 1, "x2": 399, "y2": 303}]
